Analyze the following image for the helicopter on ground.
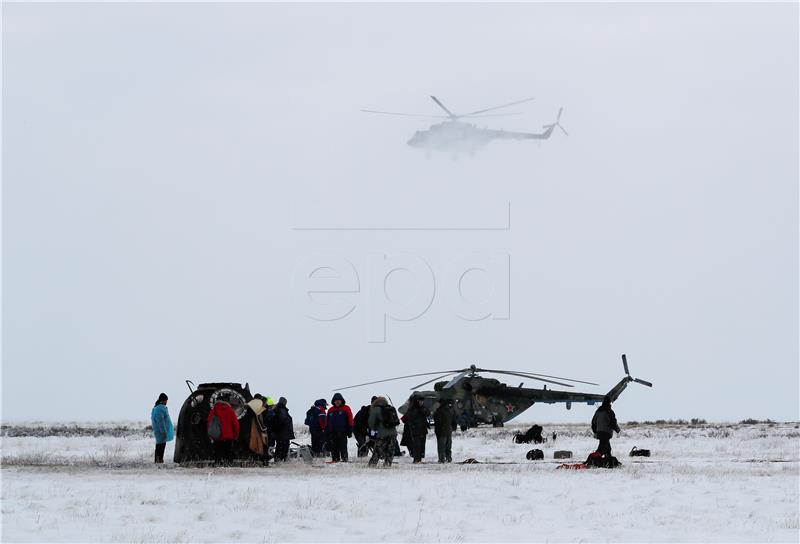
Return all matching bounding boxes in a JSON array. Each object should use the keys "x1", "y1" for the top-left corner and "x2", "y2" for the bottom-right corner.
[
  {"x1": 361, "y1": 95, "x2": 567, "y2": 154},
  {"x1": 334, "y1": 354, "x2": 652, "y2": 429}
]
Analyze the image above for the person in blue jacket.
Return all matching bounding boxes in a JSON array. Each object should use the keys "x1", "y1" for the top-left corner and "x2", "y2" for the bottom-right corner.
[{"x1": 151, "y1": 393, "x2": 174, "y2": 464}]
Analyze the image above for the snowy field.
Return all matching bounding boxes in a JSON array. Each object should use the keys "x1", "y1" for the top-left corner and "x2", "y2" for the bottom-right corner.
[{"x1": 2, "y1": 421, "x2": 798, "y2": 543}]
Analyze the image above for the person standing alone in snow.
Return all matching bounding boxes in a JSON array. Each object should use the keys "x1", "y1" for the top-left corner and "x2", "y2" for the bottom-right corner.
[
  {"x1": 325, "y1": 392, "x2": 354, "y2": 462},
  {"x1": 591, "y1": 396, "x2": 620, "y2": 456},
  {"x1": 150, "y1": 393, "x2": 174, "y2": 463}
]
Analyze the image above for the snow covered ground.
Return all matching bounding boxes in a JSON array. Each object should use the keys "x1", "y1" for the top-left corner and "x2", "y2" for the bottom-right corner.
[{"x1": 2, "y1": 422, "x2": 798, "y2": 542}]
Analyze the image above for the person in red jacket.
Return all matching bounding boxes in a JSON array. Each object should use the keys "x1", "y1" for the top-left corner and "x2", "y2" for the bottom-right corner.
[
  {"x1": 208, "y1": 401, "x2": 240, "y2": 465},
  {"x1": 325, "y1": 392, "x2": 354, "y2": 462}
]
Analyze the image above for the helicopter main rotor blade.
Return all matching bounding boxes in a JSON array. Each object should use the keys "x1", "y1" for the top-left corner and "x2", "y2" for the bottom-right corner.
[
  {"x1": 480, "y1": 368, "x2": 598, "y2": 386},
  {"x1": 430, "y1": 96, "x2": 457, "y2": 118},
  {"x1": 361, "y1": 109, "x2": 448, "y2": 119},
  {"x1": 443, "y1": 369, "x2": 473, "y2": 389},
  {"x1": 475, "y1": 369, "x2": 574, "y2": 388},
  {"x1": 332, "y1": 370, "x2": 464, "y2": 392},
  {"x1": 410, "y1": 372, "x2": 460, "y2": 390},
  {"x1": 463, "y1": 97, "x2": 536, "y2": 116},
  {"x1": 460, "y1": 112, "x2": 523, "y2": 118}
]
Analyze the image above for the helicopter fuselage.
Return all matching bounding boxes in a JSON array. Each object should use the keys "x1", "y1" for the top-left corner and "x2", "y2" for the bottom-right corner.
[
  {"x1": 398, "y1": 375, "x2": 615, "y2": 428},
  {"x1": 407, "y1": 120, "x2": 556, "y2": 154},
  {"x1": 407, "y1": 121, "x2": 494, "y2": 153}
]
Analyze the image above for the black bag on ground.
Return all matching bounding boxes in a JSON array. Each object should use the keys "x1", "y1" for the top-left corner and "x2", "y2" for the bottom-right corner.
[
  {"x1": 526, "y1": 449, "x2": 544, "y2": 460},
  {"x1": 514, "y1": 424, "x2": 544, "y2": 444},
  {"x1": 585, "y1": 451, "x2": 621, "y2": 468},
  {"x1": 630, "y1": 446, "x2": 651, "y2": 457}
]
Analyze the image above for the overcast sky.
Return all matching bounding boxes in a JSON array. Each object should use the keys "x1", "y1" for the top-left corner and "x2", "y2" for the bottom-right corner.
[{"x1": 3, "y1": 3, "x2": 798, "y2": 423}]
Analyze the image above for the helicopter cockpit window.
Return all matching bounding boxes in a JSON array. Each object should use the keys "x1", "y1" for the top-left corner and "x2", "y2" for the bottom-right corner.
[{"x1": 209, "y1": 388, "x2": 248, "y2": 419}]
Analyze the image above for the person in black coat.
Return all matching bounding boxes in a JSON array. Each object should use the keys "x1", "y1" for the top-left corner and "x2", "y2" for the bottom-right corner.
[
  {"x1": 305, "y1": 399, "x2": 328, "y2": 457},
  {"x1": 353, "y1": 396, "x2": 376, "y2": 457},
  {"x1": 404, "y1": 396, "x2": 431, "y2": 463},
  {"x1": 273, "y1": 397, "x2": 295, "y2": 461},
  {"x1": 433, "y1": 400, "x2": 457, "y2": 463},
  {"x1": 591, "y1": 396, "x2": 620, "y2": 456}
]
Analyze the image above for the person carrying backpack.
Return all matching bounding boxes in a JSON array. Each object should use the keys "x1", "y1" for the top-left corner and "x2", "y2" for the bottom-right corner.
[
  {"x1": 433, "y1": 399, "x2": 457, "y2": 463},
  {"x1": 150, "y1": 393, "x2": 174, "y2": 464},
  {"x1": 591, "y1": 396, "x2": 621, "y2": 456},
  {"x1": 207, "y1": 400, "x2": 240, "y2": 466},
  {"x1": 325, "y1": 392, "x2": 354, "y2": 462},
  {"x1": 305, "y1": 399, "x2": 328, "y2": 457},
  {"x1": 367, "y1": 396, "x2": 399, "y2": 467},
  {"x1": 405, "y1": 394, "x2": 431, "y2": 463},
  {"x1": 273, "y1": 397, "x2": 295, "y2": 462}
]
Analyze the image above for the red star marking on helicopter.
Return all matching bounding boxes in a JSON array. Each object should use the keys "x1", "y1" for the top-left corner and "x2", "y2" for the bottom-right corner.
[{"x1": 505, "y1": 403, "x2": 515, "y2": 413}]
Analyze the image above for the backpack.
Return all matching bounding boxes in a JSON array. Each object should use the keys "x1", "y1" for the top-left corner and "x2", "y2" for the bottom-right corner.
[
  {"x1": 208, "y1": 414, "x2": 222, "y2": 441},
  {"x1": 304, "y1": 408, "x2": 316, "y2": 427},
  {"x1": 526, "y1": 449, "x2": 544, "y2": 460},
  {"x1": 382, "y1": 405, "x2": 400, "y2": 427}
]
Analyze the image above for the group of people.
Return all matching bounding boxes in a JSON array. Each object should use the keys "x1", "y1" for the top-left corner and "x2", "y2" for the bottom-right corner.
[
  {"x1": 304, "y1": 393, "x2": 458, "y2": 465},
  {"x1": 201, "y1": 393, "x2": 296, "y2": 465},
  {"x1": 150, "y1": 390, "x2": 621, "y2": 466}
]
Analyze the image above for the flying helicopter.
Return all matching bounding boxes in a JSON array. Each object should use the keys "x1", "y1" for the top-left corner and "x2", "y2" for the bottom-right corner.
[
  {"x1": 334, "y1": 354, "x2": 652, "y2": 429},
  {"x1": 361, "y1": 95, "x2": 567, "y2": 154}
]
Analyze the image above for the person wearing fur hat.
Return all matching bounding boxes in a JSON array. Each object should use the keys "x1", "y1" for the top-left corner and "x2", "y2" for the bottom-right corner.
[
  {"x1": 367, "y1": 396, "x2": 400, "y2": 467},
  {"x1": 325, "y1": 392, "x2": 354, "y2": 462},
  {"x1": 150, "y1": 393, "x2": 174, "y2": 464}
]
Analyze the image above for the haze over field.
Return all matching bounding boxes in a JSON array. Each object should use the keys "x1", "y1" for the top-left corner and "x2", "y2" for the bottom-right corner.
[{"x1": 2, "y1": 3, "x2": 798, "y2": 422}]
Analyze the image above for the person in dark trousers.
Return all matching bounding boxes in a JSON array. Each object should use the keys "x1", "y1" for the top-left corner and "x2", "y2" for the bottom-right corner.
[
  {"x1": 207, "y1": 400, "x2": 240, "y2": 465},
  {"x1": 405, "y1": 395, "x2": 430, "y2": 463},
  {"x1": 273, "y1": 397, "x2": 295, "y2": 462},
  {"x1": 353, "y1": 396, "x2": 376, "y2": 457},
  {"x1": 262, "y1": 397, "x2": 277, "y2": 450},
  {"x1": 591, "y1": 396, "x2": 621, "y2": 456},
  {"x1": 325, "y1": 392, "x2": 354, "y2": 462},
  {"x1": 433, "y1": 400, "x2": 456, "y2": 463},
  {"x1": 305, "y1": 399, "x2": 328, "y2": 457},
  {"x1": 150, "y1": 393, "x2": 174, "y2": 464},
  {"x1": 367, "y1": 396, "x2": 399, "y2": 467}
]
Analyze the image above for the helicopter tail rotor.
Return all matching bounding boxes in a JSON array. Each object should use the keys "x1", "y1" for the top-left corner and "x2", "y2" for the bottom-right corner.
[
  {"x1": 604, "y1": 354, "x2": 653, "y2": 402},
  {"x1": 542, "y1": 107, "x2": 568, "y2": 136},
  {"x1": 622, "y1": 354, "x2": 653, "y2": 387}
]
